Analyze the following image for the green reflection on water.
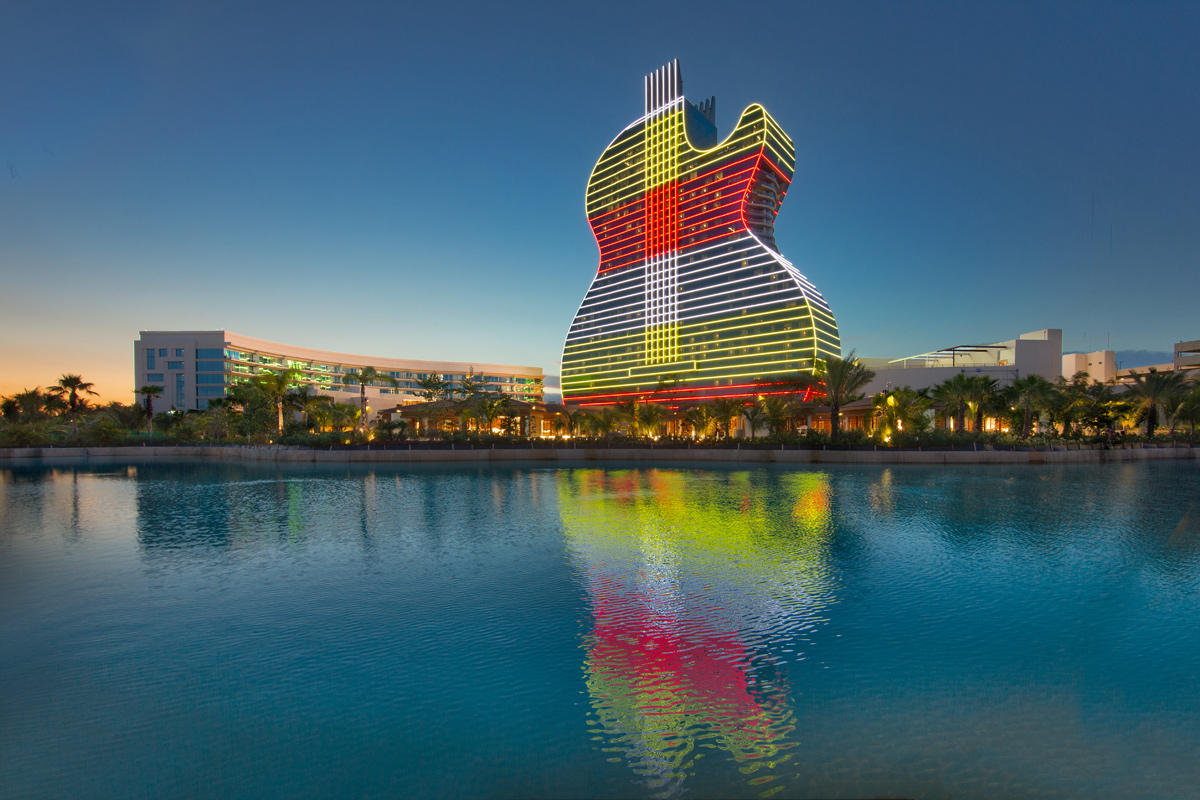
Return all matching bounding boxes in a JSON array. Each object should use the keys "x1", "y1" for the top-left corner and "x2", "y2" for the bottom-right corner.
[{"x1": 559, "y1": 468, "x2": 838, "y2": 797}]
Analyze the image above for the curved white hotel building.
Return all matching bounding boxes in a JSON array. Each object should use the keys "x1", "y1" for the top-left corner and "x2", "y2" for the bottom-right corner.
[{"x1": 135, "y1": 330, "x2": 544, "y2": 416}]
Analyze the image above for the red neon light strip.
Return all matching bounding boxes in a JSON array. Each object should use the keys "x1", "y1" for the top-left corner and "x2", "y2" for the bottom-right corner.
[
  {"x1": 591, "y1": 145, "x2": 794, "y2": 274},
  {"x1": 588, "y1": 150, "x2": 786, "y2": 229},
  {"x1": 576, "y1": 387, "x2": 825, "y2": 407},
  {"x1": 680, "y1": 197, "x2": 747, "y2": 222},
  {"x1": 738, "y1": 148, "x2": 764, "y2": 234},
  {"x1": 570, "y1": 380, "x2": 826, "y2": 402},
  {"x1": 644, "y1": 182, "x2": 679, "y2": 259}
]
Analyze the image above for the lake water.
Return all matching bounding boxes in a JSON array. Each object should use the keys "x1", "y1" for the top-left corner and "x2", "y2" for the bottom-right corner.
[{"x1": 2, "y1": 459, "x2": 1199, "y2": 799}]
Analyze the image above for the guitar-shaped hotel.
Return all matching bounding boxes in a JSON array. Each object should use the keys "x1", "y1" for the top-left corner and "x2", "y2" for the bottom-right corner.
[{"x1": 561, "y1": 60, "x2": 840, "y2": 406}]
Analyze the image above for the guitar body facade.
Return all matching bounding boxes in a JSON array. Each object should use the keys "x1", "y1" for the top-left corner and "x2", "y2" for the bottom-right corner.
[{"x1": 562, "y1": 60, "x2": 840, "y2": 406}]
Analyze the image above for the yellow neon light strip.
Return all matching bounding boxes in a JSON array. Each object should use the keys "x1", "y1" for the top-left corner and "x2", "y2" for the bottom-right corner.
[{"x1": 565, "y1": 304, "x2": 817, "y2": 357}]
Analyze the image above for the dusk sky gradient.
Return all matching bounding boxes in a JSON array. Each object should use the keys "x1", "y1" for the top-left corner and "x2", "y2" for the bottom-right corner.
[{"x1": 3, "y1": 1, "x2": 1198, "y2": 401}]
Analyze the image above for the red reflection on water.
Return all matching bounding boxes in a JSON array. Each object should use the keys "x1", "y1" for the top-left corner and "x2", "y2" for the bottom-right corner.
[{"x1": 585, "y1": 573, "x2": 785, "y2": 755}]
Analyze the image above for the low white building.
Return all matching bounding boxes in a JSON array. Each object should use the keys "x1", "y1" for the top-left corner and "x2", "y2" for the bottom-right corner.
[
  {"x1": 1175, "y1": 339, "x2": 1200, "y2": 373},
  {"x1": 134, "y1": 330, "x2": 543, "y2": 418},
  {"x1": 857, "y1": 329, "x2": 1063, "y2": 396},
  {"x1": 1062, "y1": 350, "x2": 1116, "y2": 383}
]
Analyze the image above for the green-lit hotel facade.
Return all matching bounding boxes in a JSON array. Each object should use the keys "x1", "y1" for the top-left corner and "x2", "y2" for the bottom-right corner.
[{"x1": 135, "y1": 330, "x2": 544, "y2": 416}]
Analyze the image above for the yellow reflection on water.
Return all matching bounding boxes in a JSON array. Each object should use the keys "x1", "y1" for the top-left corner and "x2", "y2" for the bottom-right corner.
[{"x1": 558, "y1": 468, "x2": 836, "y2": 796}]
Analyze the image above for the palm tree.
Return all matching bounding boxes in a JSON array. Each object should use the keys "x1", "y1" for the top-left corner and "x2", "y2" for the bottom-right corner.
[
  {"x1": 97, "y1": 401, "x2": 146, "y2": 432},
  {"x1": 375, "y1": 418, "x2": 409, "y2": 442},
  {"x1": 341, "y1": 367, "x2": 399, "y2": 430},
  {"x1": 682, "y1": 404, "x2": 715, "y2": 439},
  {"x1": 1049, "y1": 373, "x2": 1091, "y2": 437},
  {"x1": 310, "y1": 400, "x2": 335, "y2": 433},
  {"x1": 53, "y1": 374, "x2": 99, "y2": 438},
  {"x1": 872, "y1": 387, "x2": 933, "y2": 442},
  {"x1": 0, "y1": 395, "x2": 18, "y2": 421},
  {"x1": 612, "y1": 400, "x2": 639, "y2": 435},
  {"x1": 932, "y1": 373, "x2": 973, "y2": 432},
  {"x1": 6, "y1": 388, "x2": 61, "y2": 421},
  {"x1": 255, "y1": 368, "x2": 303, "y2": 433},
  {"x1": 474, "y1": 395, "x2": 512, "y2": 435},
  {"x1": 739, "y1": 399, "x2": 767, "y2": 439},
  {"x1": 224, "y1": 380, "x2": 261, "y2": 409},
  {"x1": 1007, "y1": 375, "x2": 1056, "y2": 438},
  {"x1": 1172, "y1": 383, "x2": 1200, "y2": 441},
  {"x1": 816, "y1": 351, "x2": 876, "y2": 445},
  {"x1": 287, "y1": 384, "x2": 331, "y2": 430},
  {"x1": 966, "y1": 376, "x2": 999, "y2": 432},
  {"x1": 1123, "y1": 368, "x2": 1187, "y2": 438},
  {"x1": 635, "y1": 402, "x2": 666, "y2": 438},
  {"x1": 327, "y1": 402, "x2": 361, "y2": 433},
  {"x1": 589, "y1": 407, "x2": 622, "y2": 438},
  {"x1": 134, "y1": 385, "x2": 164, "y2": 435},
  {"x1": 872, "y1": 391, "x2": 898, "y2": 441},
  {"x1": 758, "y1": 396, "x2": 791, "y2": 435},
  {"x1": 562, "y1": 407, "x2": 587, "y2": 437},
  {"x1": 201, "y1": 404, "x2": 236, "y2": 440},
  {"x1": 710, "y1": 398, "x2": 744, "y2": 439}
]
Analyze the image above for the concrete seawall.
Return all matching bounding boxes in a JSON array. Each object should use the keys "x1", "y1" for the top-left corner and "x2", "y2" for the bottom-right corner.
[{"x1": 1, "y1": 444, "x2": 1197, "y2": 466}]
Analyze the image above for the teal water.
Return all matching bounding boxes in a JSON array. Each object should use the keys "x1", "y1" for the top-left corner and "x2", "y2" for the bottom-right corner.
[{"x1": 2, "y1": 460, "x2": 1199, "y2": 799}]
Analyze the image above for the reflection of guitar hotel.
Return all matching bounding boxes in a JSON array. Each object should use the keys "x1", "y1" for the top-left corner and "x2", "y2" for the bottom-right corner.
[
  {"x1": 562, "y1": 60, "x2": 840, "y2": 406},
  {"x1": 560, "y1": 469, "x2": 836, "y2": 794}
]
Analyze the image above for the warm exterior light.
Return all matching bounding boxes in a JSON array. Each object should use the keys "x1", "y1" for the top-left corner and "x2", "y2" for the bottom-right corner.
[{"x1": 561, "y1": 60, "x2": 839, "y2": 405}]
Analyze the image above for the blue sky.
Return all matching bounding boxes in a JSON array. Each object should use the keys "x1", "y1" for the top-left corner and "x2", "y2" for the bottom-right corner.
[{"x1": 2, "y1": 1, "x2": 1198, "y2": 400}]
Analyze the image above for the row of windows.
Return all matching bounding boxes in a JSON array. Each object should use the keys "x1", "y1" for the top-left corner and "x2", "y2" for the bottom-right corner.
[
  {"x1": 146, "y1": 347, "x2": 217, "y2": 368},
  {"x1": 146, "y1": 348, "x2": 540, "y2": 393},
  {"x1": 164, "y1": 372, "x2": 541, "y2": 390},
  {"x1": 215, "y1": 353, "x2": 537, "y2": 385},
  {"x1": 187, "y1": 385, "x2": 545, "y2": 401}
]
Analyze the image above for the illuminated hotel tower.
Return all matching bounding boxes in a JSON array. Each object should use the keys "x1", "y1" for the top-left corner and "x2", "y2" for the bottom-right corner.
[{"x1": 561, "y1": 60, "x2": 840, "y2": 406}]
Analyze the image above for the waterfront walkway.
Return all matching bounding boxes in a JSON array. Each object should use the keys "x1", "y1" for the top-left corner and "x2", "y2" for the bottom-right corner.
[{"x1": 2, "y1": 443, "x2": 1197, "y2": 465}]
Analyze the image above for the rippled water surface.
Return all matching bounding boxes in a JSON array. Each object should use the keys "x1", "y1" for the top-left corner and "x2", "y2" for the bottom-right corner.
[{"x1": 2, "y1": 460, "x2": 1200, "y2": 799}]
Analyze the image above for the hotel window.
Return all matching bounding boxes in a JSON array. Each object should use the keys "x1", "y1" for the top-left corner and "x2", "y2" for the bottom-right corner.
[
  {"x1": 197, "y1": 386, "x2": 226, "y2": 397},
  {"x1": 147, "y1": 350, "x2": 156, "y2": 369},
  {"x1": 175, "y1": 348, "x2": 184, "y2": 357},
  {"x1": 167, "y1": 361, "x2": 184, "y2": 370},
  {"x1": 146, "y1": 373, "x2": 164, "y2": 382},
  {"x1": 197, "y1": 349, "x2": 224, "y2": 359},
  {"x1": 175, "y1": 374, "x2": 185, "y2": 407},
  {"x1": 159, "y1": 349, "x2": 167, "y2": 357},
  {"x1": 196, "y1": 361, "x2": 224, "y2": 372},
  {"x1": 196, "y1": 374, "x2": 225, "y2": 384}
]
